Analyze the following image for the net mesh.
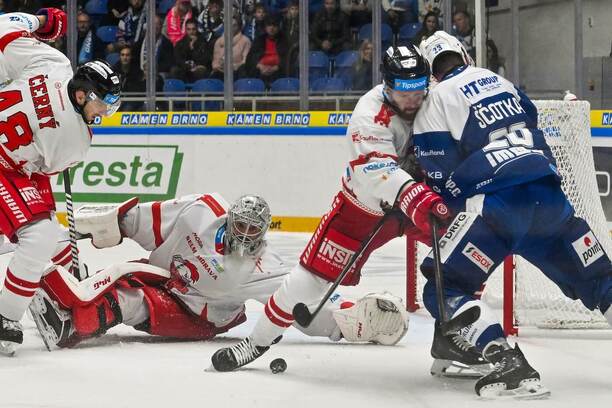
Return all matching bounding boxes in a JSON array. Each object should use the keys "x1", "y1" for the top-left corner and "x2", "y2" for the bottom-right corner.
[{"x1": 410, "y1": 100, "x2": 611, "y2": 329}]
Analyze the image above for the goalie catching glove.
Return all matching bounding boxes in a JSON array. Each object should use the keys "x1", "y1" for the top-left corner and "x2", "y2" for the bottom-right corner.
[
  {"x1": 75, "y1": 197, "x2": 139, "y2": 248},
  {"x1": 333, "y1": 292, "x2": 409, "y2": 345}
]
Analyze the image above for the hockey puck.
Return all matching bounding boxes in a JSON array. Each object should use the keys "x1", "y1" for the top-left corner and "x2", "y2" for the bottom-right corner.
[{"x1": 269, "y1": 358, "x2": 287, "y2": 374}]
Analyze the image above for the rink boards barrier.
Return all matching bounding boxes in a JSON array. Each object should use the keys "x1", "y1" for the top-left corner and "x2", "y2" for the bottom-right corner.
[{"x1": 53, "y1": 110, "x2": 612, "y2": 232}]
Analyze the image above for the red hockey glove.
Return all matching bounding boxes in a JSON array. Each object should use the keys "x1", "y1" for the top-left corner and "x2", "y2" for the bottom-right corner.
[
  {"x1": 34, "y1": 8, "x2": 67, "y2": 41},
  {"x1": 398, "y1": 182, "x2": 450, "y2": 238}
]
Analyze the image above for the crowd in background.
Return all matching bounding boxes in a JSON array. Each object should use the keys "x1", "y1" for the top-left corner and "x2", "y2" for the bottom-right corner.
[{"x1": 0, "y1": 0, "x2": 506, "y2": 109}]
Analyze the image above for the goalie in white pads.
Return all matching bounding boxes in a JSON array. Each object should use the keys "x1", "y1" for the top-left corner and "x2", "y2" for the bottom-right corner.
[
  {"x1": 29, "y1": 194, "x2": 409, "y2": 349},
  {"x1": 0, "y1": 10, "x2": 121, "y2": 356}
]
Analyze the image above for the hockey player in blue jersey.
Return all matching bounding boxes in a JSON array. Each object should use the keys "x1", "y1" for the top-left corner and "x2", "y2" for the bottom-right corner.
[{"x1": 413, "y1": 31, "x2": 612, "y2": 399}]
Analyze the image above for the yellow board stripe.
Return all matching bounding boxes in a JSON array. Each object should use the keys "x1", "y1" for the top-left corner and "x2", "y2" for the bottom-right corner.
[{"x1": 56, "y1": 213, "x2": 320, "y2": 233}]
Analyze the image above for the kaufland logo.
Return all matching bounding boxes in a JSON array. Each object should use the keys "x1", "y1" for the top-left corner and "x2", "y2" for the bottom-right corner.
[
  {"x1": 572, "y1": 231, "x2": 605, "y2": 267},
  {"x1": 52, "y1": 145, "x2": 183, "y2": 203}
]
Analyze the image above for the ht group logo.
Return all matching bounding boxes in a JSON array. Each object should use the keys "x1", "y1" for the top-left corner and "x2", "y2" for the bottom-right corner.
[{"x1": 52, "y1": 144, "x2": 183, "y2": 203}]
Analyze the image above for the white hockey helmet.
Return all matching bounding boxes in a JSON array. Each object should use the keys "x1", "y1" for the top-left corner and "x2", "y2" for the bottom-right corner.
[
  {"x1": 227, "y1": 195, "x2": 271, "y2": 256},
  {"x1": 419, "y1": 30, "x2": 473, "y2": 75}
]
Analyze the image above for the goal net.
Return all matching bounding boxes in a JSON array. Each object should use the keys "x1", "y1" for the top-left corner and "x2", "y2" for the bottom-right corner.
[{"x1": 406, "y1": 100, "x2": 612, "y2": 333}]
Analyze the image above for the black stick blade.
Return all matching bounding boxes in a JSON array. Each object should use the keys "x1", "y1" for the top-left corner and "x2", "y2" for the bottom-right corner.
[
  {"x1": 441, "y1": 305, "x2": 481, "y2": 335},
  {"x1": 292, "y1": 303, "x2": 312, "y2": 327}
]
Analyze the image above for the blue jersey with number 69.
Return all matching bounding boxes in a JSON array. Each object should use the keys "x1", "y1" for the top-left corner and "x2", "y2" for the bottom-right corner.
[{"x1": 412, "y1": 65, "x2": 560, "y2": 211}]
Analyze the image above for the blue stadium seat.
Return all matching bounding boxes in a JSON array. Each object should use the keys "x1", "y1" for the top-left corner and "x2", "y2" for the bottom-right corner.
[
  {"x1": 399, "y1": 22, "x2": 422, "y2": 43},
  {"x1": 309, "y1": 51, "x2": 329, "y2": 81},
  {"x1": 163, "y1": 79, "x2": 187, "y2": 92},
  {"x1": 310, "y1": 77, "x2": 347, "y2": 93},
  {"x1": 358, "y1": 23, "x2": 393, "y2": 43},
  {"x1": 332, "y1": 51, "x2": 358, "y2": 89},
  {"x1": 105, "y1": 52, "x2": 119, "y2": 66},
  {"x1": 191, "y1": 79, "x2": 224, "y2": 111},
  {"x1": 334, "y1": 50, "x2": 359, "y2": 68},
  {"x1": 158, "y1": 0, "x2": 175, "y2": 14},
  {"x1": 85, "y1": 0, "x2": 108, "y2": 15},
  {"x1": 234, "y1": 78, "x2": 266, "y2": 94},
  {"x1": 96, "y1": 26, "x2": 118, "y2": 43},
  {"x1": 270, "y1": 77, "x2": 300, "y2": 93}
]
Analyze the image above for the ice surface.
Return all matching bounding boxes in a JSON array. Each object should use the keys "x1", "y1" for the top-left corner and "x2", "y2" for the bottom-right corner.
[{"x1": 0, "y1": 233, "x2": 610, "y2": 408}]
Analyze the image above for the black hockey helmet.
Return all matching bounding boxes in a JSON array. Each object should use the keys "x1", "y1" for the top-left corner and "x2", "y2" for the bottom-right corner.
[
  {"x1": 381, "y1": 44, "x2": 430, "y2": 92},
  {"x1": 68, "y1": 60, "x2": 121, "y2": 124}
]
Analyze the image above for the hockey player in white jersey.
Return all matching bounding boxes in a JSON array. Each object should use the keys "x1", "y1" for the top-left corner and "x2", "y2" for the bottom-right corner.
[
  {"x1": 413, "y1": 31, "x2": 611, "y2": 399},
  {"x1": 210, "y1": 45, "x2": 464, "y2": 372},
  {"x1": 28, "y1": 194, "x2": 409, "y2": 349},
  {"x1": 0, "y1": 10, "x2": 122, "y2": 355}
]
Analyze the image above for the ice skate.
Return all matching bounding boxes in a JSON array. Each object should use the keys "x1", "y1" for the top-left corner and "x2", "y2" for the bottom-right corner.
[
  {"x1": 0, "y1": 313, "x2": 22, "y2": 356},
  {"x1": 430, "y1": 323, "x2": 491, "y2": 378},
  {"x1": 28, "y1": 290, "x2": 75, "y2": 350},
  {"x1": 211, "y1": 337, "x2": 270, "y2": 372},
  {"x1": 476, "y1": 341, "x2": 550, "y2": 400}
]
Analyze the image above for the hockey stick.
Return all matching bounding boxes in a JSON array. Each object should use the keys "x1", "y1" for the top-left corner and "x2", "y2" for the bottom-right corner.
[
  {"x1": 430, "y1": 216, "x2": 480, "y2": 334},
  {"x1": 293, "y1": 211, "x2": 399, "y2": 328},
  {"x1": 62, "y1": 169, "x2": 84, "y2": 281}
]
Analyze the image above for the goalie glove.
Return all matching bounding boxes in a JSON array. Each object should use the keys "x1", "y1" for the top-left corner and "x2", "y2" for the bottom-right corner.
[
  {"x1": 75, "y1": 197, "x2": 139, "y2": 248},
  {"x1": 332, "y1": 292, "x2": 409, "y2": 346},
  {"x1": 33, "y1": 8, "x2": 67, "y2": 41}
]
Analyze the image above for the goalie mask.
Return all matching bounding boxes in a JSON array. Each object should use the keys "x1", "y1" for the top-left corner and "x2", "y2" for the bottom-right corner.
[{"x1": 226, "y1": 195, "x2": 271, "y2": 256}]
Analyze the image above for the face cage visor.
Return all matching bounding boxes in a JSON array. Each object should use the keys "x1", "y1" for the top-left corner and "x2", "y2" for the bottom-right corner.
[
  {"x1": 86, "y1": 91, "x2": 121, "y2": 117},
  {"x1": 228, "y1": 212, "x2": 270, "y2": 256}
]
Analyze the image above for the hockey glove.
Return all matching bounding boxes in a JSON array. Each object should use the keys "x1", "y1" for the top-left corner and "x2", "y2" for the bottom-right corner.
[
  {"x1": 34, "y1": 8, "x2": 67, "y2": 41},
  {"x1": 398, "y1": 182, "x2": 450, "y2": 237}
]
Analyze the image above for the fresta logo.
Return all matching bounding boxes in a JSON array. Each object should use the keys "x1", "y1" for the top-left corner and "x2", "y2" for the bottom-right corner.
[{"x1": 53, "y1": 144, "x2": 183, "y2": 203}]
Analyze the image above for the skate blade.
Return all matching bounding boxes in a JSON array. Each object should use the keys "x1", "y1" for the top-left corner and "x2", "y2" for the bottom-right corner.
[
  {"x1": 479, "y1": 378, "x2": 551, "y2": 400},
  {"x1": 430, "y1": 359, "x2": 490, "y2": 379},
  {"x1": 28, "y1": 295, "x2": 55, "y2": 352},
  {"x1": 0, "y1": 340, "x2": 18, "y2": 356}
]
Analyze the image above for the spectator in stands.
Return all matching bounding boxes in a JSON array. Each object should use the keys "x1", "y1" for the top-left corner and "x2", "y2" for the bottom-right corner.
[
  {"x1": 412, "y1": 10, "x2": 439, "y2": 46},
  {"x1": 243, "y1": 3, "x2": 266, "y2": 41},
  {"x1": 247, "y1": 14, "x2": 287, "y2": 87},
  {"x1": 351, "y1": 39, "x2": 372, "y2": 91},
  {"x1": 210, "y1": 15, "x2": 251, "y2": 80},
  {"x1": 171, "y1": 19, "x2": 211, "y2": 82},
  {"x1": 107, "y1": 0, "x2": 147, "y2": 54},
  {"x1": 382, "y1": 0, "x2": 419, "y2": 34},
  {"x1": 138, "y1": 14, "x2": 175, "y2": 78},
  {"x1": 452, "y1": 10, "x2": 475, "y2": 59},
  {"x1": 0, "y1": 0, "x2": 6, "y2": 15},
  {"x1": 56, "y1": 11, "x2": 106, "y2": 64},
  {"x1": 340, "y1": 0, "x2": 372, "y2": 30},
  {"x1": 114, "y1": 45, "x2": 146, "y2": 111},
  {"x1": 311, "y1": 0, "x2": 351, "y2": 56},
  {"x1": 418, "y1": 0, "x2": 442, "y2": 22},
  {"x1": 165, "y1": 0, "x2": 194, "y2": 46},
  {"x1": 102, "y1": 0, "x2": 129, "y2": 26},
  {"x1": 486, "y1": 38, "x2": 506, "y2": 77},
  {"x1": 282, "y1": 0, "x2": 299, "y2": 75},
  {"x1": 197, "y1": 0, "x2": 224, "y2": 42}
]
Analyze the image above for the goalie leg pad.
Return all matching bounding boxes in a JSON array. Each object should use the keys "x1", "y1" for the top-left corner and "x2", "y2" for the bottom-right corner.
[
  {"x1": 72, "y1": 288, "x2": 123, "y2": 337},
  {"x1": 333, "y1": 292, "x2": 409, "y2": 345},
  {"x1": 136, "y1": 286, "x2": 246, "y2": 339},
  {"x1": 75, "y1": 197, "x2": 139, "y2": 248}
]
